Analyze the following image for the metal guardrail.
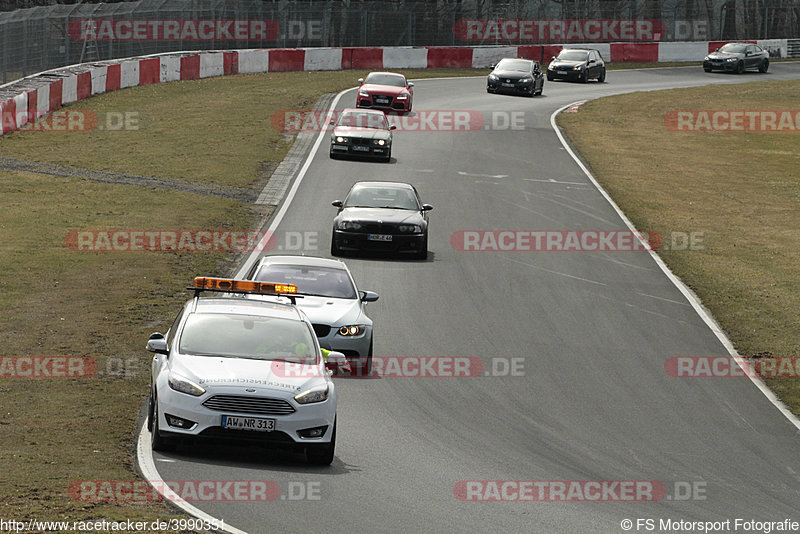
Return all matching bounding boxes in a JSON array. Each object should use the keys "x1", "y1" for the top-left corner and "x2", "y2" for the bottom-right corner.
[{"x1": 2, "y1": 0, "x2": 800, "y2": 82}]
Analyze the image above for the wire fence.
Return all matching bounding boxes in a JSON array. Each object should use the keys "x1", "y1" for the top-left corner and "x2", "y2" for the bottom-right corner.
[{"x1": 2, "y1": 0, "x2": 800, "y2": 82}]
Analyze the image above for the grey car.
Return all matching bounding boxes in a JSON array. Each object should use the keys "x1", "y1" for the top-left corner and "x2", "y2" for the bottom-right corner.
[
  {"x1": 703, "y1": 43, "x2": 769, "y2": 74},
  {"x1": 249, "y1": 255, "x2": 378, "y2": 373},
  {"x1": 329, "y1": 108, "x2": 396, "y2": 162}
]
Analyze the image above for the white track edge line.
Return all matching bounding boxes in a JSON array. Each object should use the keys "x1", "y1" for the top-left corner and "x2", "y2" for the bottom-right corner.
[
  {"x1": 550, "y1": 101, "x2": 800, "y2": 432},
  {"x1": 234, "y1": 88, "x2": 349, "y2": 279},
  {"x1": 137, "y1": 88, "x2": 350, "y2": 534}
]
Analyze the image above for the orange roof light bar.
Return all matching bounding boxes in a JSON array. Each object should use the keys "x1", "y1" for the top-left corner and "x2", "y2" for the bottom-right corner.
[{"x1": 192, "y1": 277, "x2": 297, "y2": 295}]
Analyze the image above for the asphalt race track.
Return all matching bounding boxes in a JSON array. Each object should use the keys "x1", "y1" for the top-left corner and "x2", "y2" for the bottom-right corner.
[{"x1": 141, "y1": 64, "x2": 800, "y2": 533}]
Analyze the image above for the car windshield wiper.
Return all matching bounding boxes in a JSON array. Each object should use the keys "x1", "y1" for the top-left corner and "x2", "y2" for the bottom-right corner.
[{"x1": 378, "y1": 206, "x2": 413, "y2": 209}]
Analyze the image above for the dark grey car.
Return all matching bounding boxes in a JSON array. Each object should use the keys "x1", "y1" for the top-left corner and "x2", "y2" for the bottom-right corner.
[
  {"x1": 703, "y1": 43, "x2": 769, "y2": 74},
  {"x1": 547, "y1": 48, "x2": 606, "y2": 83}
]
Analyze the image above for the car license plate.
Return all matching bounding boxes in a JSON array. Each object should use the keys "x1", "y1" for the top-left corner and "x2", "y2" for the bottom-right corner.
[
  {"x1": 368, "y1": 234, "x2": 392, "y2": 242},
  {"x1": 557, "y1": 71, "x2": 567, "y2": 75},
  {"x1": 375, "y1": 97, "x2": 389, "y2": 103},
  {"x1": 221, "y1": 415, "x2": 275, "y2": 432},
  {"x1": 352, "y1": 145, "x2": 370, "y2": 152},
  {"x1": 502, "y1": 83, "x2": 514, "y2": 87}
]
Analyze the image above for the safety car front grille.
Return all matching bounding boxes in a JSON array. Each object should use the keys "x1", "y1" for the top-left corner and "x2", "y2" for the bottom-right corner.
[{"x1": 202, "y1": 395, "x2": 296, "y2": 416}]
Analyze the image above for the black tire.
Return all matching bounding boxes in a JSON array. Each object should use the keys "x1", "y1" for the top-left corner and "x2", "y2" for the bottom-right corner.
[
  {"x1": 416, "y1": 235, "x2": 428, "y2": 260},
  {"x1": 365, "y1": 339, "x2": 373, "y2": 374},
  {"x1": 598, "y1": 69, "x2": 606, "y2": 83},
  {"x1": 149, "y1": 393, "x2": 176, "y2": 452},
  {"x1": 306, "y1": 419, "x2": 336, "y2": 465},
  {"x1": 580, "y1": 70, "x2": 588, "y2": 83},
  {"x1": 383, "y1": 148, "x2": 391, "y2": 163},
  {"x1": 736, "y1": 61, "x2": 744, "y2": 74},
  {"x1": 329, "y1": 150, "x2": 337, "y2": 159},
  {"x1": 525, "y1": 86, "x2": 534, "y2": 97},
  {"x1": 546, "y1": 73, "x2": 553, "y2": 81},
  {"x1": 759, "y1": 59, "x2": 769, "y2": 73}
]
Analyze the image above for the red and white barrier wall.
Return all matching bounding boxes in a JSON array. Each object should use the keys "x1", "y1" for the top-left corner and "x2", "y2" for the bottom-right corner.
[{"x1": 0, "y1": 39, "x2": 787, "y2": 136}]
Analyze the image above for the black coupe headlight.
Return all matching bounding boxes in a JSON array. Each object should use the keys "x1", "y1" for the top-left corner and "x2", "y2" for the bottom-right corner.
[
  {"x1": 338, "y1": 221, "x2": 362, "y2": 231},
  {"x1": 398, "y1": 224, "x2": 422, "y2": 233}
]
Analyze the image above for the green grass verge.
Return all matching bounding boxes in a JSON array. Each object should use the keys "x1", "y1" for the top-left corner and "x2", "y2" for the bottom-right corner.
[{"x1": 558, "y1": 79, "x2": 800, "y2": 415}]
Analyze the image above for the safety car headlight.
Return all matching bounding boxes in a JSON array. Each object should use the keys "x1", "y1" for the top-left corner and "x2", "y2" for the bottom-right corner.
[
  {"x1": 168, "y1": 374, "x2": 206, "y2": 397},
  {"x1": 338, "y1": 221, "x2": 362, "y2": 231},
  {"x1": 373, "y1": 139, "x2": 387, "y2": 146},
  {"x1": 294, "y1": 384, "x2": 329, "y2": 404},
  {"x1": 703, "y1": 56, "x2": 710, "y2": 61},
  {"x1": 335, "y1": 136, "x2": 348, "y2": 143}
]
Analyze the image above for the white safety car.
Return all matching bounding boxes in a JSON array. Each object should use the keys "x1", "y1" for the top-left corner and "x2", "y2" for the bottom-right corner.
[{"x1": 147, "y1": 277, "x2": 349, "y2": 465}]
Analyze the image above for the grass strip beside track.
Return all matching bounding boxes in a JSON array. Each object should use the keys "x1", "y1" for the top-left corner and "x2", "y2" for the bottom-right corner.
[{"x1": 558, "y1": 78, "x2": 800, "y2": 415}]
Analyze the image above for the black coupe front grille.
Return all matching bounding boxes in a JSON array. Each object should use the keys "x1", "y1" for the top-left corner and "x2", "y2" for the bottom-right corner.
[
  {"x1": 361, "y1": 223, "x2": 395, "y2": 233},
  {"x1": 202, "y1": 395, "x2": 296, "y2": 416}
]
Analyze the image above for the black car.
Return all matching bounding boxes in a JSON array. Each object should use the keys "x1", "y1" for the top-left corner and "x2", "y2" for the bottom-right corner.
[
  {"x1": 547, "y1": 48, "x2": 606, "y2": 83},
  {"x1": 703, "y1": 43, "x2": 769, "y2": 74},
  {"x1": 487, "y1": 58, "x2": 544, "y2": 97},
  {"x1": 330, "y1": 108, "x2": 395, "y2": 162},
  {"x1": 331, "y1": 181, "x2": 432, "y2": 260}
]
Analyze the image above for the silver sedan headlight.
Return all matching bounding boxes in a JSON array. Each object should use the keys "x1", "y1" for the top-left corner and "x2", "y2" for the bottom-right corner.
[
  {"x1": 334, "y1": 136, "x2": 348, "y2": 143},
  {"x1": 398, "y1": 224, "x2": 422, "y2": 233},
  {"x1": 488, "y1": 74, "x2": 498, "y2": 80}
]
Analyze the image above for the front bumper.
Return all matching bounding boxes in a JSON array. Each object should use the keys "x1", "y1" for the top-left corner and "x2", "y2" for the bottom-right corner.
[
  {"x1": 316, "y1": 324, "x2": 372, "y2": 359},
  {"x1": 357, "y1": 95, "x2": 410, "y2": 111},
  {"x1": 333, "y1": 229, "x2": 426, "y2": 255},
  {"x1": 330, "y1": 142, "x2": 390, "y2": 159},
  {"x1": 487, "y1": 79, "x2": 533, "y2": 94},
  {"x1": 155, "y1": 383, "x2": 337, "y2": 446},
  {"x1": 703, "y1": 60, "x2": 738, "y2": 72},
  {"x1": 547, "y1": 68, "x2": 584, "y2": 81}
]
